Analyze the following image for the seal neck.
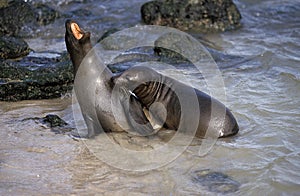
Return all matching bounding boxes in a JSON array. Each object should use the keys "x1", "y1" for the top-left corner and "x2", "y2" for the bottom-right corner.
[{"x1": 71, "y1": 33, "x2": 92, "y2": 74}]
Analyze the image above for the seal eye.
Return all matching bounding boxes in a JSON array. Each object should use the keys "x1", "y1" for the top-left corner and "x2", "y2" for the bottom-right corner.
[{"x1": 71, "y1": 22, "x2": 84, "y2": 40}]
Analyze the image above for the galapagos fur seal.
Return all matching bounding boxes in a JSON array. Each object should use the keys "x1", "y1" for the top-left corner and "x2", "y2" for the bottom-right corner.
[{"x1": 65, "y1": 20, "x2": 239, "y2": 138}]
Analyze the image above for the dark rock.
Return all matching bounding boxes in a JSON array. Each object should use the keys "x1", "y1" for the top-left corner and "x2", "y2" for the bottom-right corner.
[
  {"x1": 70, "y1": 8, "x2": 93, "y2": 17},
  {"x1": 34, "y1": 3, "x2": 60, "y2": 26},
  {"x1": 154, "y1": 45, "x2": 246, "y2": 68},
  {"x1": 23, "y1": 114, "x2": 73, "y2": 134},
  {"x1": 97, "y1": 28, "x2": 120, "y2": 43},
  {"x1": 0, "y1": 52, "x2": 74, "y2": 101},
  {"x1": 41, "y1": 114, "x2": 73, "y2": 134},
  {"x1": 141, "y1": 0, "x2": 241, "y2": 32},
  {"x1": 0, "y1": 0, "x2": 9, "y2": 8},
  {"x1": 98, "y1": 27, "x2": 244, "y2": 71},
  {"x1": 0, "y1": 36, "x2": 31, "y2": 59},
  {"x1": 0, "y1": 0, "x2": 36, "y2": 36},
  {"x1": 153, "y1": 31, "x2": 246, "y2": 68},
  {"x1": 42, "y1": 114, "x2": 68, "y2": 127},
  {"x1": 192, "y1": 169, "x2": 240, "y2": 193},
  {"x1": 0, "y1": 0, "x2": 59, "y2": 36}
]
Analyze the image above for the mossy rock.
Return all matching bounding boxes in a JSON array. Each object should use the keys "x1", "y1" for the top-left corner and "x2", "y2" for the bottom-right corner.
[
  {"x1": 0, "y1": 0, "x2": 59, "y2": 36},
  {"x1": 141, "y1": 0, "x2": 242, "y2": 32},
  {"x1": 0, "y1": 36, "x2": 31, "y2": 59},
  {"x1": 0, "y1": 52, "x2": 74, "y2": 101}
]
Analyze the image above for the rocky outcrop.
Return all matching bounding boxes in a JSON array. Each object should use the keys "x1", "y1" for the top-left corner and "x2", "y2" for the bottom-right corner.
[
  {"x1": 0, "y1": 1, "x2": 67, "y2": 101},
  {"x1": 141, "y1": 0, "x2": 241, "y2": 32},
  {"x1": 0, "y1": 36, "x2": 31, "y2": 59},
  {"x1": 0, "y1": 0, "x2": 59, "y2": 36},
  {"x1": 23, "y1": 114, "x2": 73, "y2": 134},
  {"x1": 0, "y1": 52, "x2": 73, "y2": 101}
]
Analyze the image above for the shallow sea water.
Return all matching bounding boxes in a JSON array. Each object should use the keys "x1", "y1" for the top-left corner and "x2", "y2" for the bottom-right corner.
[{"x1": 1, "y1": 0, "x2": 300, "y2": 195}]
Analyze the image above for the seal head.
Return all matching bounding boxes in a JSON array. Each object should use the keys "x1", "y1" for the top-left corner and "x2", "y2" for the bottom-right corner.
[{"x1": 65, "y1": 20, "x2": 92, "y2": 74}]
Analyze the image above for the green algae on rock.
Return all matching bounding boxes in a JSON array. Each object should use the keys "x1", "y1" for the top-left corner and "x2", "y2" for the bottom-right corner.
[
  {"x1": 0, "y1": 36, "x2": 31, "y2": 59},
  {"x1": 0, "y1": 0, "x2": 59, "y2": 36},
  {"x1": 0, "y1": 52, "x2": 73, "y2": 101},
  {"x1": 141, "y1": 0, "x2": 241, "y2": 32}
]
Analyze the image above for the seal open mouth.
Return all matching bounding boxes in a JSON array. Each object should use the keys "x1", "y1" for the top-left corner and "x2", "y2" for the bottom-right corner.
[
  {"x1": 65, "y1": 20, "x2": 92, "y2": 74},
  {"x1": 70, "y1": 22, "x2": 84, "y2": 40}
]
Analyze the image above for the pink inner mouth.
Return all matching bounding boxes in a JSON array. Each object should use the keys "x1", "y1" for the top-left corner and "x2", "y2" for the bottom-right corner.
[{"x1": 70, "y1": 22, "x2": 84, "y2": 40}]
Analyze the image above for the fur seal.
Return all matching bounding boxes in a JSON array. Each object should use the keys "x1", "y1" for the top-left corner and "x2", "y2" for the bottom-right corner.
[
  {"x1": 112, "y1": 66, "x2": 239, "y2": 138},
  {"x1": 65, "y1": 20, "x2": 238, "y2": 138}
]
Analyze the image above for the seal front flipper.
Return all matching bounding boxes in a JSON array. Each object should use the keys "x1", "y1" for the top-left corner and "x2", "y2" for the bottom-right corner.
[
  {"x1": 71, "y1": 113, "x2": 99, "y2": 138},
  {"x1": 124, "y1": 94, "x2": 157, "y2": 136},
  {"x1": 142, "y1": 98, "x2": 168, "y2": 131},
  {"x1": 111, "y1": 73, "x2": 157, "y2": 136}
]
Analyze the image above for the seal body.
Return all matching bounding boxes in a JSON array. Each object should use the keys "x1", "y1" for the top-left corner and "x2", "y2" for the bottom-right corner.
[{"x1": 113, "y1": 66, "x2": 239, "y2": 138}]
